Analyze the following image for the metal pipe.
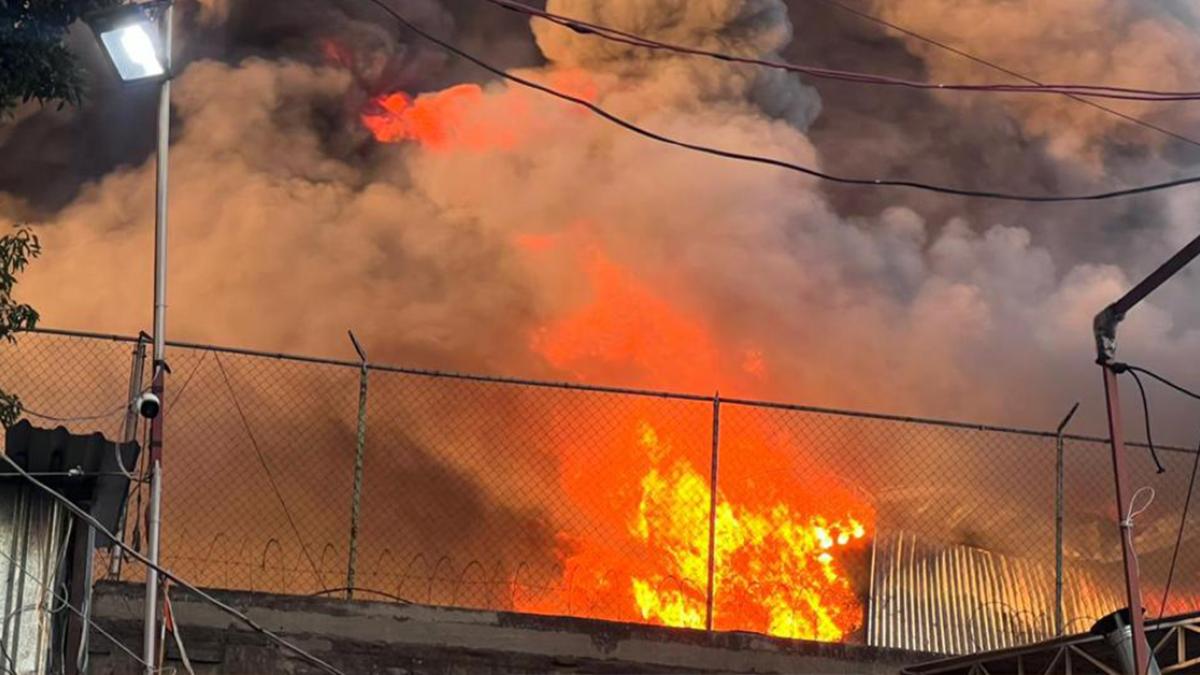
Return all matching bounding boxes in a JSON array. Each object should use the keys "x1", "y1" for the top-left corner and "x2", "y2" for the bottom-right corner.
[
  {"x1": 1102, "y1": 367, "x2": 1149, "y2": 675},
  {"x1": 705, "y1": 393, "x2": 720, "y2": 632},
  {"x1": 110, "y1": 336, "x2": 147, "y2": 579},
  {"x1": 1055, "y1": 401, "x2": 1079, "y2": 637},
  {"x1": 143, "y1": 5, "x2": 172, "y2": 673},
  {"x1": 345, "y1": 331, "x2": 369, "y2": 601}
]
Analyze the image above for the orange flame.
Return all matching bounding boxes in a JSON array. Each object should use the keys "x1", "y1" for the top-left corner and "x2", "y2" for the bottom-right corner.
[
  {"x1": 520, "y1": 251, "x2": 873, "y2": 641},
  {"x1": 360, "y1": 69, "x2": 599, "y2": 151},
  {"x1": 358, "y1": 75, "x2": 874, "y2": 640}
]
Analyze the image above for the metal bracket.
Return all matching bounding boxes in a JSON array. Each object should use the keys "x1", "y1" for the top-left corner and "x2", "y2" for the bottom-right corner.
[{"x1": 1094, "y1": 304, "x2": 1122, "y2": 365}]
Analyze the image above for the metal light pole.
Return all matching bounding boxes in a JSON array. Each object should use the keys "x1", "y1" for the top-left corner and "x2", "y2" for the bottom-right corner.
[
  {"x1": 84, "y1": 3, "x2": 173, "y2": 672},
  {"x1": 143, "y1": 5, "x2": 173, "y2": 673}
]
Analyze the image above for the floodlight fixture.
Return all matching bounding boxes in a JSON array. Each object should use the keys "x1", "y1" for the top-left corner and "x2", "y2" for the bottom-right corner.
[{"x1": 86, "y1": 2, "x2": 170, "y2": 84}]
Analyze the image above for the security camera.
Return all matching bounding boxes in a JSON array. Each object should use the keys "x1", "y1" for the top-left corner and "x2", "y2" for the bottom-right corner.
[{"x1": 135, "y1": 391, "x2": 161, "y2": 419}]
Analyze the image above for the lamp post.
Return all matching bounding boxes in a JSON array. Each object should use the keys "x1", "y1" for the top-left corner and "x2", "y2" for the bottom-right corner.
[{"x1": 87, "y1": 4, "x2": 172, "y2": 674}]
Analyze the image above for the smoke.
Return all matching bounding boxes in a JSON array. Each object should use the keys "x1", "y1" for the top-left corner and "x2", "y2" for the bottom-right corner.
[
  {"x1": 864, "y1": 0, "x2": 1200, "y2": 164},
  {"x1": 3, "y1": 0, "x2": 1200, "y2": 593}
]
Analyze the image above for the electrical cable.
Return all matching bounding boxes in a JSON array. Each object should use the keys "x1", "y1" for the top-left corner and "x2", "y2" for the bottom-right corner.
[
  {"x1": 362, "y1": 0, "x2": 1200, "y2": 203},
  {"x1": 1126, "y1": 368, "x2": 1168, "y2": 473},
  {"x1": 1126, "y1": 365, "x2": 1200, "y2": 402},
  {"x1": 1155, "y1": 435, "x2": 1200, "y2": 623},
  {"x1": 0, "y1": 452, "x2": 346, "y2": 675},
  {"x1": 811, "y1": 0, "x2": 1200, "y2": 150},
  {"x1": 483, "y1": 0, "x2": 1200, "y2": 102},
  {"x1": 21, "y1": 403, "x2": 128, "y2": 423},
  {"x1": 213, "y1": 354, "x2": 329, "y2": 593}
]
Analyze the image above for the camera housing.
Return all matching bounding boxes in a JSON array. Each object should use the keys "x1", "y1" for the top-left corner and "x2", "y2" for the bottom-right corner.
[{"x1": 135, "y1": 391, "x2": 161, "y2": 419}]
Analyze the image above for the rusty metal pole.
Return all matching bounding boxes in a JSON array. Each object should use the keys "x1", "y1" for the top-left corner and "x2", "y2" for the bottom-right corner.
[
  {"x1": 1092, "y1": 233, "x2": 1200, "y2": 675},
  {"x1": 345, "y1": 331, "x2": 369, "y2": 601},
  {"x1": 705, "y1": 393, "x2": 720, "y2": 632},
  {"x1": 1055, "y1": 402, "x2": 1079, "y2": 637},
  {"x1": 1101, "y1": 367, "x2": 1150, "y2": 675}
]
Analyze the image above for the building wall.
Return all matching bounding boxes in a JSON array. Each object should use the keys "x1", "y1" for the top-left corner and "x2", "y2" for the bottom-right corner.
[
  {"x1": 87, "y1": 582, "x2": 931, "y2": 674},
  {"x1": 0, "y1": 486, "x2": 69, "y2": 675}
]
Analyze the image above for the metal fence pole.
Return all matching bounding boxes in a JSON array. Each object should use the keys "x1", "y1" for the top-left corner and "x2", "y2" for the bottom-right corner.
[
  {"x1": 109, "y1": 335, "x2": 149, "y2": 579},
  {"x1": 705, "y1": 392, "x2": 720, "y2": 632},
  {"x1": 345, "y1": 331, "x2": 369, "y2": 600},
  {"x1": 1054, "y1": 402, "x2": 1079, "y2": 637}
]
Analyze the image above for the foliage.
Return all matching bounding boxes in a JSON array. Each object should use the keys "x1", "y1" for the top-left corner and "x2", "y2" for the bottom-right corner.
[
  {"x1": 1, "y1": 0, "x2": 120, "y2": 116},
  {"x1": 0, "y1": 226, "x2": 41, "y2": 427}
]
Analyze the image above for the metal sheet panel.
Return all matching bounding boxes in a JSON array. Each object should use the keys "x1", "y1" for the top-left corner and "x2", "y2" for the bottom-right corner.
[
  {"x1": 1, "y1": 485, "x2": 69, "y2": 675},
  {"x1": 869, "y1": 531, "x2": 1124, "y2": 655}
]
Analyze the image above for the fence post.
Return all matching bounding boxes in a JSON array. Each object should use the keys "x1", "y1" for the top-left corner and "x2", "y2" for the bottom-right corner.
[
  {"x1": 1054, "y1": 402, "x2": 1080, "y2": 637},
  {"x1": 108, "y1": 334, "x2": 149, "y2": 579},
  {"x1": 346, "y1": 331, "x2": 369, "y2": 600},
  {"x1": 705, "y1": 392, "x2": 720, "y2": 632}
]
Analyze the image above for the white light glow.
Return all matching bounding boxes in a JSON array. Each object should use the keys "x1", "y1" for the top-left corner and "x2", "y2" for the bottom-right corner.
[{"x1": 100, "y1": 24, "x2": 164, "y2": 81}]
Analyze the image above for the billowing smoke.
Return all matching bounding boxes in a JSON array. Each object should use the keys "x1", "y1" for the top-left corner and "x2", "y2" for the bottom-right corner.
[{"x1": 3, "y1": 0, "x2": 1200, "y2": 620}]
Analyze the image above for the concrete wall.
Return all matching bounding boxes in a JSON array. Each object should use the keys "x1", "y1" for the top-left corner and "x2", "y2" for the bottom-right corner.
[{"x1": 87, "y1": 582, "x2": 932, "y2": 674}]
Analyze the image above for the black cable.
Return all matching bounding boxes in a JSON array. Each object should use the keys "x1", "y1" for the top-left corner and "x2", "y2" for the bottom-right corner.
[
  {"x1": 812, "y1": 0, "x2": 1200, "y2": 150},
  {"x1": 485, "y1": 0, "x2": 1200, "y2": 102},
  {"x1": 213, "y1": 353, "x2": 328, "y2": 593},
  {"x1": 0, "y1": 452, "x2": 346, "y2": 675},
  {"x1": 1127, "y1": 365, "x2": 1200, "y2": 402},
  {"x1": 1126, "y1": 368, "x2": 1168, "y2": 473},
  {"x1": 362, "y1": 0, "x2": 1200, "y2": 203},
  {"x1": 1156, "y1": 435, "x2": 1200, "y2": 623}
]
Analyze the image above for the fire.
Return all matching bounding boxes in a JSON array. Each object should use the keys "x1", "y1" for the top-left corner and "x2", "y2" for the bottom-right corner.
[
  {"x1": 520, "y1": 251, "x2": 874, "y2": 641},
  {"x1": 358, "y1": 74, "x2": 874, "y2": 642},
  {"x1": 361, "y1": 84, "x2": 522, "y2": 151},
  {"x1": 360, "y1": 69, "x2": 599, "y2": 150}
]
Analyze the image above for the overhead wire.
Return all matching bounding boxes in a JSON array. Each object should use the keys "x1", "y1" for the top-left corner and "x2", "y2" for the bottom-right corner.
[
  {"x1": 483, "y1": 0, "x2": 1200, "y2": 102},
  {"x1": 363, "y1": 0, "x2": 1200, "y2": 203},
  {"x1": 811, "y1": 0, "x2": 1200, "y2": 150},
  {"x1": 0, "y1": 452, "x2": 347, "y2": 675},
  {"x1": 1124, "y1": 367, "x2": 1167, "y2": 473},
  {"x1": 1156, "y1": 435, "x2": 1200, "y2": 623},
  {"x1": 213, "y1": 353, "x2": 328, "y2": 593}
]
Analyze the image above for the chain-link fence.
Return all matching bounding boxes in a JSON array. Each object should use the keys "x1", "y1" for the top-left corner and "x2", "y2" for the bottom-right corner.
[{"x1": 1, "y1": 328, "x2": 1196, "y2": 655}]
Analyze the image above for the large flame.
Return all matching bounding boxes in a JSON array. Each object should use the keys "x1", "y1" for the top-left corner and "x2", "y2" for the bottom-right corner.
[{"x1": 359, "y1": 73, "x2": 875, "y2": 641}]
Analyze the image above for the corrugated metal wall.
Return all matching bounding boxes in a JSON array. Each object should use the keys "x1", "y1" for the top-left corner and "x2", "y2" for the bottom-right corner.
[
  {"x1": 0, "y1": 485, "x2": 69, "y2": 675},
  {"x1": 868, "y1": 531, "x2": 1123, "y2": 654}
]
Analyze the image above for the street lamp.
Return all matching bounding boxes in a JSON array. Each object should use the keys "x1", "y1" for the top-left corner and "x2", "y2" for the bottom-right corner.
[
  {"x1": 87, "y1": 3, "x2": 169, "y2": 83},
  {"x1": 87, "y1": 3, "x2": 173, "y2": 675}
]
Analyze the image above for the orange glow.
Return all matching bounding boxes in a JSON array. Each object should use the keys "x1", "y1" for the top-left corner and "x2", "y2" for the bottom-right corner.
[
  {"x1": 360, "y1": 75, "x2": 873, "y2": 641},
  {"x1": 532, "y1": 252, "x2": 722, "y2": 391},
  {"x1": 361, "y1": 84, "x2": 524, "y2": 151},
  {"x1": 519, "y1": 251, "x2": 873, "y2": 641},
  {"x1": 518, "y1": 416, "x2": 873, "y2": 641},
  {"x1": 361, "y1": 71, "x2": 600, "y2": 151}
]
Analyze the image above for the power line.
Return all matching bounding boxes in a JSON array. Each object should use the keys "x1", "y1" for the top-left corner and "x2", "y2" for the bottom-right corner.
[
  {"x1": 1126, "y1": 364, "x2": 1200, "y2": 402},
  {"x1": 1156, "y1": 435, "x2": 1200, "y2": 621},
  {"x1": 0, "y1": 453, "x2": 346, "y2": 675},
  {"x1": 812, "y1": 0, "x2": 1200, "y2": 150},
  {"x1": 362, "y1": 0, "x2": 1200, "y2": 203},
  {"x1": 1125, "y1": 368, "x2": 1167, "y2": 473},
  {"x1": 213, "y1": 354, "x2": 328, "y2": 592},
  {"x1": 483, "y1": 0, "x2": 1200, "y2": 102}
]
